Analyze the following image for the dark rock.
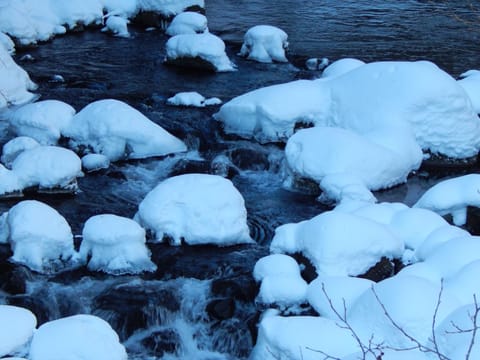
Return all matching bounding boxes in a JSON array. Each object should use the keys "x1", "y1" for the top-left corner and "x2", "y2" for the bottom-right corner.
[
  {"x1": 291, "y1": 252, "x2": 318, "y2": 283},
  {"x1": 168, "y1": 159, "x2": 210, "y2": 177},
  {"x1": 211, "y1": 276, "x2": 258, "y2": 303},
  {"x1": 0, "y1": 265, "x2": 33, "y2": 295},
  {"x1": 209, "y1": 319, "x2": 253, "y2": 358},
  {"x1": 466, "y1": 206, "x2": 480, "y2": 235},
  {"x1": 164, "y1": 56, "x2": 218, "y2": 73},
  {"x1": 287, "y1": 174, "x2": 321, "y2": 197},
  {"x1": 141, "y1": 329, "x2": 181, "y2": 357},
  {"x1": 421, "y1": 152, "x2": 479, "y2": 175},
  {"x1": 210, "y1": 155, "x2": 239, "y2": 179},
  {"x1": 207, "y1": 298, "x2": 236, "y2": 320},
  {"x1": 358, "y1": 257, "x2": 395, "y2": 282},
  {"x1": 228, "y1": 148, "x2": 270, "y2": 171},
  {"x1": 132, "y1": 11, "x2": 170, "y2": 29}
]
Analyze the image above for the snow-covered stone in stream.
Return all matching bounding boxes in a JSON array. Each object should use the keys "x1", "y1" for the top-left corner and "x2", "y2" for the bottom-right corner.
[
  {"x1": 0, "y1": 305, "x2": 37, "y2": 358},
  {"x1": 444, "y1": 260, "x2": 480, "y2": 306},
  {"x1": 413, "y1": 174, "x2": 480, "y2": 226},
  {"x1": 80, "y1": 214, "x2": 157, "y2": 275},
  {"x1": 101, "y1": 15, "x2": 130, "y2": 38},
  {"x1": 321, "y1": 57, "x2": 365, "y2": 78},
  {"x1": 136, "y1": 0, "x2": 205, "y2": 17},
  {"x1": 2, "y1": 137, "x2": 40, "y2": 168},
  {"x1": 135, "y1": 173, "x2": 253, "y2": 246},
  {"x1": 270, "y1": 210, "x2": 404, "y2": 276},
  {"x1": 0, "y1": 45, "x2": 37, "y2": 108},
  {"x1": 64, "y1": 99, "x2": 186, "y2": 161},
  {"x1": 253, "y1": 254, "x2": 301, "y2": 281},
  {"x1": 29, "y1": 314, "x2": 127, "y2": 360},
  {"x1": 166, "y1": 11, "x2": 208, "y2": 36},
  {"x1": 102, "y1": 0, "x2": 139, "y2": 18},
  {"x1": 0, "y1": 164, "x2": 22, "y2": 197},
  {"x1": 167, "y1": 91, "x2": 221, "y2": 107},
  {"x1": 11, "y1": 146, "x2": 83, "y2": 192},
  {"x1": 0, "y1": 32, "x2": 15, "y2": 54},
  {"x1": 458, "y1": 69, "x2": 480, "y2": 114},
  {"x1": 415, "y1": 224, "x2": 470, "y2": 262},
  {"x1": 8, "y1": 100, "x2": 76, "y2": 145},
  {"x1": 165, "y1": 33, "x2": 236, "y2": 72},
  {"x1": 239, "y1": 25, "x2": 289, "y2": 63},
  {"x1": 3, "y1": 200, "x2": 77, "y2": 273},
  {"x1": 81, "y1": 153, "x2": 110, "y2": 172}
]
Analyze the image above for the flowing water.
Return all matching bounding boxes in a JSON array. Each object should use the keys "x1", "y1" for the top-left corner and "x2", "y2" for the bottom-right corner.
[{"x1": 1, "y1": 1, "x2": 479, "y2": 358}]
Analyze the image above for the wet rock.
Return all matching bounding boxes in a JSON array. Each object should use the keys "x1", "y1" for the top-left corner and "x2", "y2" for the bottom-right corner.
[
  {"x1": 421, "y1": 152, "x2": 479, "y2": 174},
  {"x1": 210, "y1": 155, "x2": 239, "y2": 179},
  {"x1": 132, "y1": 11, "x2": 170, "y2": 29},
  {"x1": 211, "y1": 276, "x2": 258, "y2": 303},
  {"x1": 287, "y1": 174, "x2": 321, "y2": 197},
  {"x1": 0, "y1": 264, "x2": 33, "y2": 295},
  {"x1": 207, "y1": 298, "x2": 235, "y2": 320},
  {"x1": 358, "y1": 256, "x2": 395, "y2": 282},
  {"x1": 228, "y1": 147, "x2": 270, "y2": 171},
  {"x1": 168, "y1": 159, "x2": 210, "y2": 177},
  {"x1": 7, "y1": 294, "x2": 51, "y2": 325},
  {"x1": 210, "y1": 319, "x2": 253, "y2": 358},
  {"x1": 291, "y1": 252, "x2": 318, "y2": 283},
  {"x1": 141, "y1": 329, "x2": 180, "y2": 357},
  {"x1": 164, "y1": 56, "x2": 218, "y2": 73}
]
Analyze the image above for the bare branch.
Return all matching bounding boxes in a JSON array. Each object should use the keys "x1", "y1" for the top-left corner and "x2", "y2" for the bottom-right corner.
[{"x1": 465, "y1": 294, "x2": 480, "y2": 359}]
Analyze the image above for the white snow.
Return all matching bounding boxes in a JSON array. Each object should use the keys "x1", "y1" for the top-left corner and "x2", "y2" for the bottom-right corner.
[
  {"x1": 11, "y1": 146, "x2": 83, "y2": 191},
  {"x1": 414, "y1": 174, "x2": 480, "y2": 226},
  {"x1": 136, "y1": 0, "x2": 204, "y2": 17},
  {"x1": 445, "y1": 260, "x2": 480, "y2": 306},
  {"x1": 270, "y1": 210, "x2": 404, "y2": 276},
  {"x1": 165, "y1": 11, "x2": 208, "y2": 36},
  {"x1": 253, "y1": 254, "x2": 302, "y2": 281},
  {"x1": 0, "y1": 305, "x2": 37, "y2": 358},
  {"x1": 415, "y1": 225, "x2": 470, "y2": 261},
  {"x1": 0, "y1": 164, "x2": 22, "y2": 197},
  {"x1": 458, "y1": 69, "x2": 480, "y2": 113},
  {"x1": 3, "y1": 200, "x2": 77, "y2": 273},
  {"x1": 167, "y1": 91, "x2": 221, "y2": 107},
  {"x1": 135, "y1": 173, "x2": 253, "y2": 246},
  {"x1": 238, "y1": 25, "x2": 289, "y2": 63},
  {"x1": 8, "y1": 100, "x2": 76, "y2": 145},
  {"x1": 80, "y1": 214, "x2": 157, "y2": 275},
  {"x1": 29, "y1": 314, "x2": 127, "y2": 360},
  {"x1": 165, "y1": 33, "x2": 236, "y2": 72},
  {"x1": 101, "y1": 15, "x2": 130, "y2": 38},
  {"x1": 321, "y1": 57, "x2": 365, "y2": 78},
  {"x1": 2, "y1": 136, "x2": 40, "y2": 168},
  {"x1": 64, "y1": 99, "x2": 187, "y2": 161},
  {"x1": 0, "y1": 45, "x2": 37, "y2": 108},
  {"x1": 0, "y1": 32, "x2": 15, "y2": 54},
  {"x1": 81, "y1": 153, "x2": 110, "y2": 172}
]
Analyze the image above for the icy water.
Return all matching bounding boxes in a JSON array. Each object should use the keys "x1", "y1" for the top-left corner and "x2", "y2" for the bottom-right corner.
[{"x1": 1, "y1": 1, "x2": 480, "y2": 359}]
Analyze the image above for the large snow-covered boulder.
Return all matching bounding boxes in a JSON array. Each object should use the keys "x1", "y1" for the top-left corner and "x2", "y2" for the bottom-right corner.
[
  {"x1": 80, "y1": 214, "x2": 157, "y2": 275},
  {"x1": 1, "y1": 136, "x2": 40, "y2": 168},
  {"x1": 29, "y1": 314, "x2": 127, "y2": 360},
  {"x1": 270, "y1": 210, "x2": 404, "y2": 276},
  {"x1": 136, "y1": 0, "x2": 204, "y2": 17},
  {"x1": 0, "y1": 45, "x2": 37, "y2": 108},
  {"x1": 8, "y1": 100, "x2": 76, "y2": 145},
  {"x1": 11, "y1": 146, "x2": 83, "y2": 192},
  {"x1": 135, "y1": 174, "x2": 253, "y2": 246},
  {"x1": 238, "y1": 25, "x2": 289, "y2": 63},
  {"x1": 165, "y1": 11, "x2": 208, "y2": 36},
  {"x1": 2, "y1": 200, "x2": 77, "y2": 273},
  {"x1": 63, "y1": 99, "x2": 186, "y2": 161},
  {"x1": 321, "y1": 58, "x2": 365, "y2": 78},
  {"x1": 0, "y1": 305, "x2": 37, "y2": 358},
  {"x1": 458, "y1": 69, "x2": 480, "y2": 113},
  {"x1": 165, "y1": 33, "x2": 235, "y2": 72}
]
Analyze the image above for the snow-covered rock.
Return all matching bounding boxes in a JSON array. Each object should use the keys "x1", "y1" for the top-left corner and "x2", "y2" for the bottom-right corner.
[
  {"x1": 415, "y1": 225, "x2": 470, "y2": 261},
  {"x1": 80, "y1": 214, "x2": 157, "y2": 275},
  {"x1": 270, "y1": 210, "x2": 404, "y2": 276},
  {"x1": 101, "y1": 15, "x2": 130, "y2": 38},
  {"x1": 445, "y1": 260, "x2": 480, "y2": 306},
  {"x1": 0, "y1": 32, "x2": 15, "y2": 54},
  {"x1": 2, "y1": 200, "x2": 77, "y2": 273},
  {"x1": 102, "y1": 0, "x2": 138, "y2": 18},
  {"x1": 135, "y1": 174, "x2": 253, "y2": 246},
  {"x1": 167, "y1": 91, "x2": 221, "y2": 107},
  {"x1": 165, "y1": 11, "x2": 208, "y2": 36},
  {"x1": 8, "y1": 100, "x2": 76, "y2": 145},
  {"x1": 64, "y1": 99, "x2": 186, "y2": 161},
  {"x1": 321, "y1": 58, "x2": 365, "y2": 78},
  {"x1": 0, "y1": 164, "x2": 23, "y2": 197},
  {"x1": 239, "y1": 25, "x2": 289, "y2": 63},
  {"x1": 81, "y1": 153, "x2": 110, "y2": 172},
  {"x1": 165, "y1": 33, "x2": 235, "y2": 72},
  {"x1": 29, "y1": 314, "x2": 127, "y2": 360},
  {"x1": 253, "y1": 254, "x2": 301, "y2": 281},
  {"x1": 136, "y1": 0, "x2": 204, "y2": 17},
  {"x1": 458, "y1": 69, "x2": 480, "y2": 113},
  {"x1": 11, "y1": 146, "x2": 83, "y2": 192},
  {"x1": 0, "y1": 305, "x2": 37, "y2": 358},
  {"x1": 0, "y1": 45, "x2": 37, "y2": 108},
  {"x1": 2, "y1": 136, "x2": 40, "y2": 168},
  {"x1": 414, "y1": 174, "x2": 480, "y2": 226}
]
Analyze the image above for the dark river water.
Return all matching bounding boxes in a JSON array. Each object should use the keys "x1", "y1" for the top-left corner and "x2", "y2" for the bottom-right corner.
[{"x1": 0, "y1": 1, "x2": 479, "y2": 359}]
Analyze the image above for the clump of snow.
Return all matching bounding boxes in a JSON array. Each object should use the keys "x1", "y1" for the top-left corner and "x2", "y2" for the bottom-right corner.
[
  {"x1": 29, "y1": 314, "x2": 127, "y2": 360},
  {"x1": 64, "y1": 99, "x2": 186, "y2": 161},
  {"x1": 2, "y1": 137, "x2": 40, "y2": 168},
  {"x1": 102, "y1": 0, "x2": 138, "y2": 18},
  {"x1": 167, "y1": 91, "x2": 221, "y2": 107},
  {"x1": 166, "y1": 11, "x2": 208, "y2": 36},
  {"x1": 0, "y1": 164, "x2": 22, "y2": 197},
  {"x1": 305, "y1": 57, "x2": 329, "y2": 71},
  {"x1": 137, "y1": 0, "x2": 205, "y2": 17},
  {"x1": 135, "y1": 173, "x2": 253, "y2": 246},
  {"x1": 445, "y1": 260, "x2": 480, "y2": 306},
  {"x1": 458, "y1": 69, "x2": 480, "y2": 113},
  {"x1": 80, "y1": 214, "x2": 157, "y2": 275},
  {"x1": 8, "y1": 100, "x2": 76, "y2": 145},
  {"x1": 321, "y1": 57, "x2": 365, "y2": 78},
  {"x1": 11, "y1": 146, "x2": 83, "y2": 192},
  {"x1": 0, "y1": 45, "x2": 37, "y2": 108},
  {"x1": 415, "y1": 225, "x2": 469, "y2": 261},
  {"x1": 253, "y1": 254, "x2": 301, "y2": 281},
  {"x1": 414, "y1": 174, "x2": 480, "y2": 226},
  {"x1": 239, "y1": 25, "x2": 289, "y2": 63},
  {"x1": 0, "y1": 32, "x2": 15, "y2": 54},
  {"x1": 270, "y1": 210, "x2": 404, "y2": 276},
  {"x1": 165, "y1": 33, "x2": 236, "y2": 72},
  {"x1": 3, "y1": 200, "x2": 77, "y2": 273},
  {"x1": 101, "y1": 15, "x2": 130, "y2": 38},
  {"x1": 81, "y1": 153, "x2": 110, "y2": 172},
  {"x1": 0, "y1": 305, "x2": 37, "y2": 358}
]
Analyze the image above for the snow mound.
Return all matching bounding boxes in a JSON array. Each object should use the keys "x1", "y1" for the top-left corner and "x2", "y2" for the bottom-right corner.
[
  {"x1": 137, "y1": 0, "x2": 205, "y2": 17},
  {"x1": 165, "y1": 33, "x2": 236, "y2": 72},
  {"x1": 0, "y1": 305, "x2": 37, "y2": 358},
  {"x1": 80, "y1": 214, "x2": 157, "y2": 275},
  {"x1": 3, "y1": 200, "x2": 77, "y2": 273},
  {"x1": 2, "y1": 136, "x2": 40, "y2": 168},
  {"x1": 0, "y1": 46, "x2": 37, "y2": 108},
  {"x1": 415, "y1": 225, "x2": 470, "y2": 261},
  {"x1": 0, "y1": 32, "x2": 15, "y2": 54},
  {"x1": 414, "y1": 174, "x2": 480, "y2": 226},
  {"x1": 253, "y1": 254, "x2": 301, "y2": 281},
  {"x1": 101, "y1": 15, "x2": 130, "y2": 38},
  {"x1": 0, "y1": 164, "x2": 22, "y2": 197},
  {"x1": 239, "y1": 25, "x2": 289, "y2": 63},
  {"x1": 321, "y1": 57, "x2": 365, "y2": 78},
  {"x1": 445, "y1": 260, "x2": 480, "y2": 306},
  {"x1": 64, "y1": 99, "x2": 186, "y2": 161},
  {"x1": 29, "y1": 314, "x2": 127, "y2": 360},
  {"x1": 167, "y1": 91, "x2": 221, "y2": 107},
  {"x1": 458, "y1": 69, "x2": 480, "y2": 113},
  {"x1": 8, "y1": 100, "x2": 76, "y2": 145},
  {"x1": 81, "y1": 153, "x2": 110, "y2": 172},
  {"x1": 135, "y1": 174, "x2": 253, "y2": 246},
  {"x1": 166, "y1": 11, "x2": 208, "y2": 36},
  {"x1": 11, "y1": 146, "x2": 83, "y2": 191},
  {"x1": 270, "y1": 210, "x2": 404, "y2": 276}
]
